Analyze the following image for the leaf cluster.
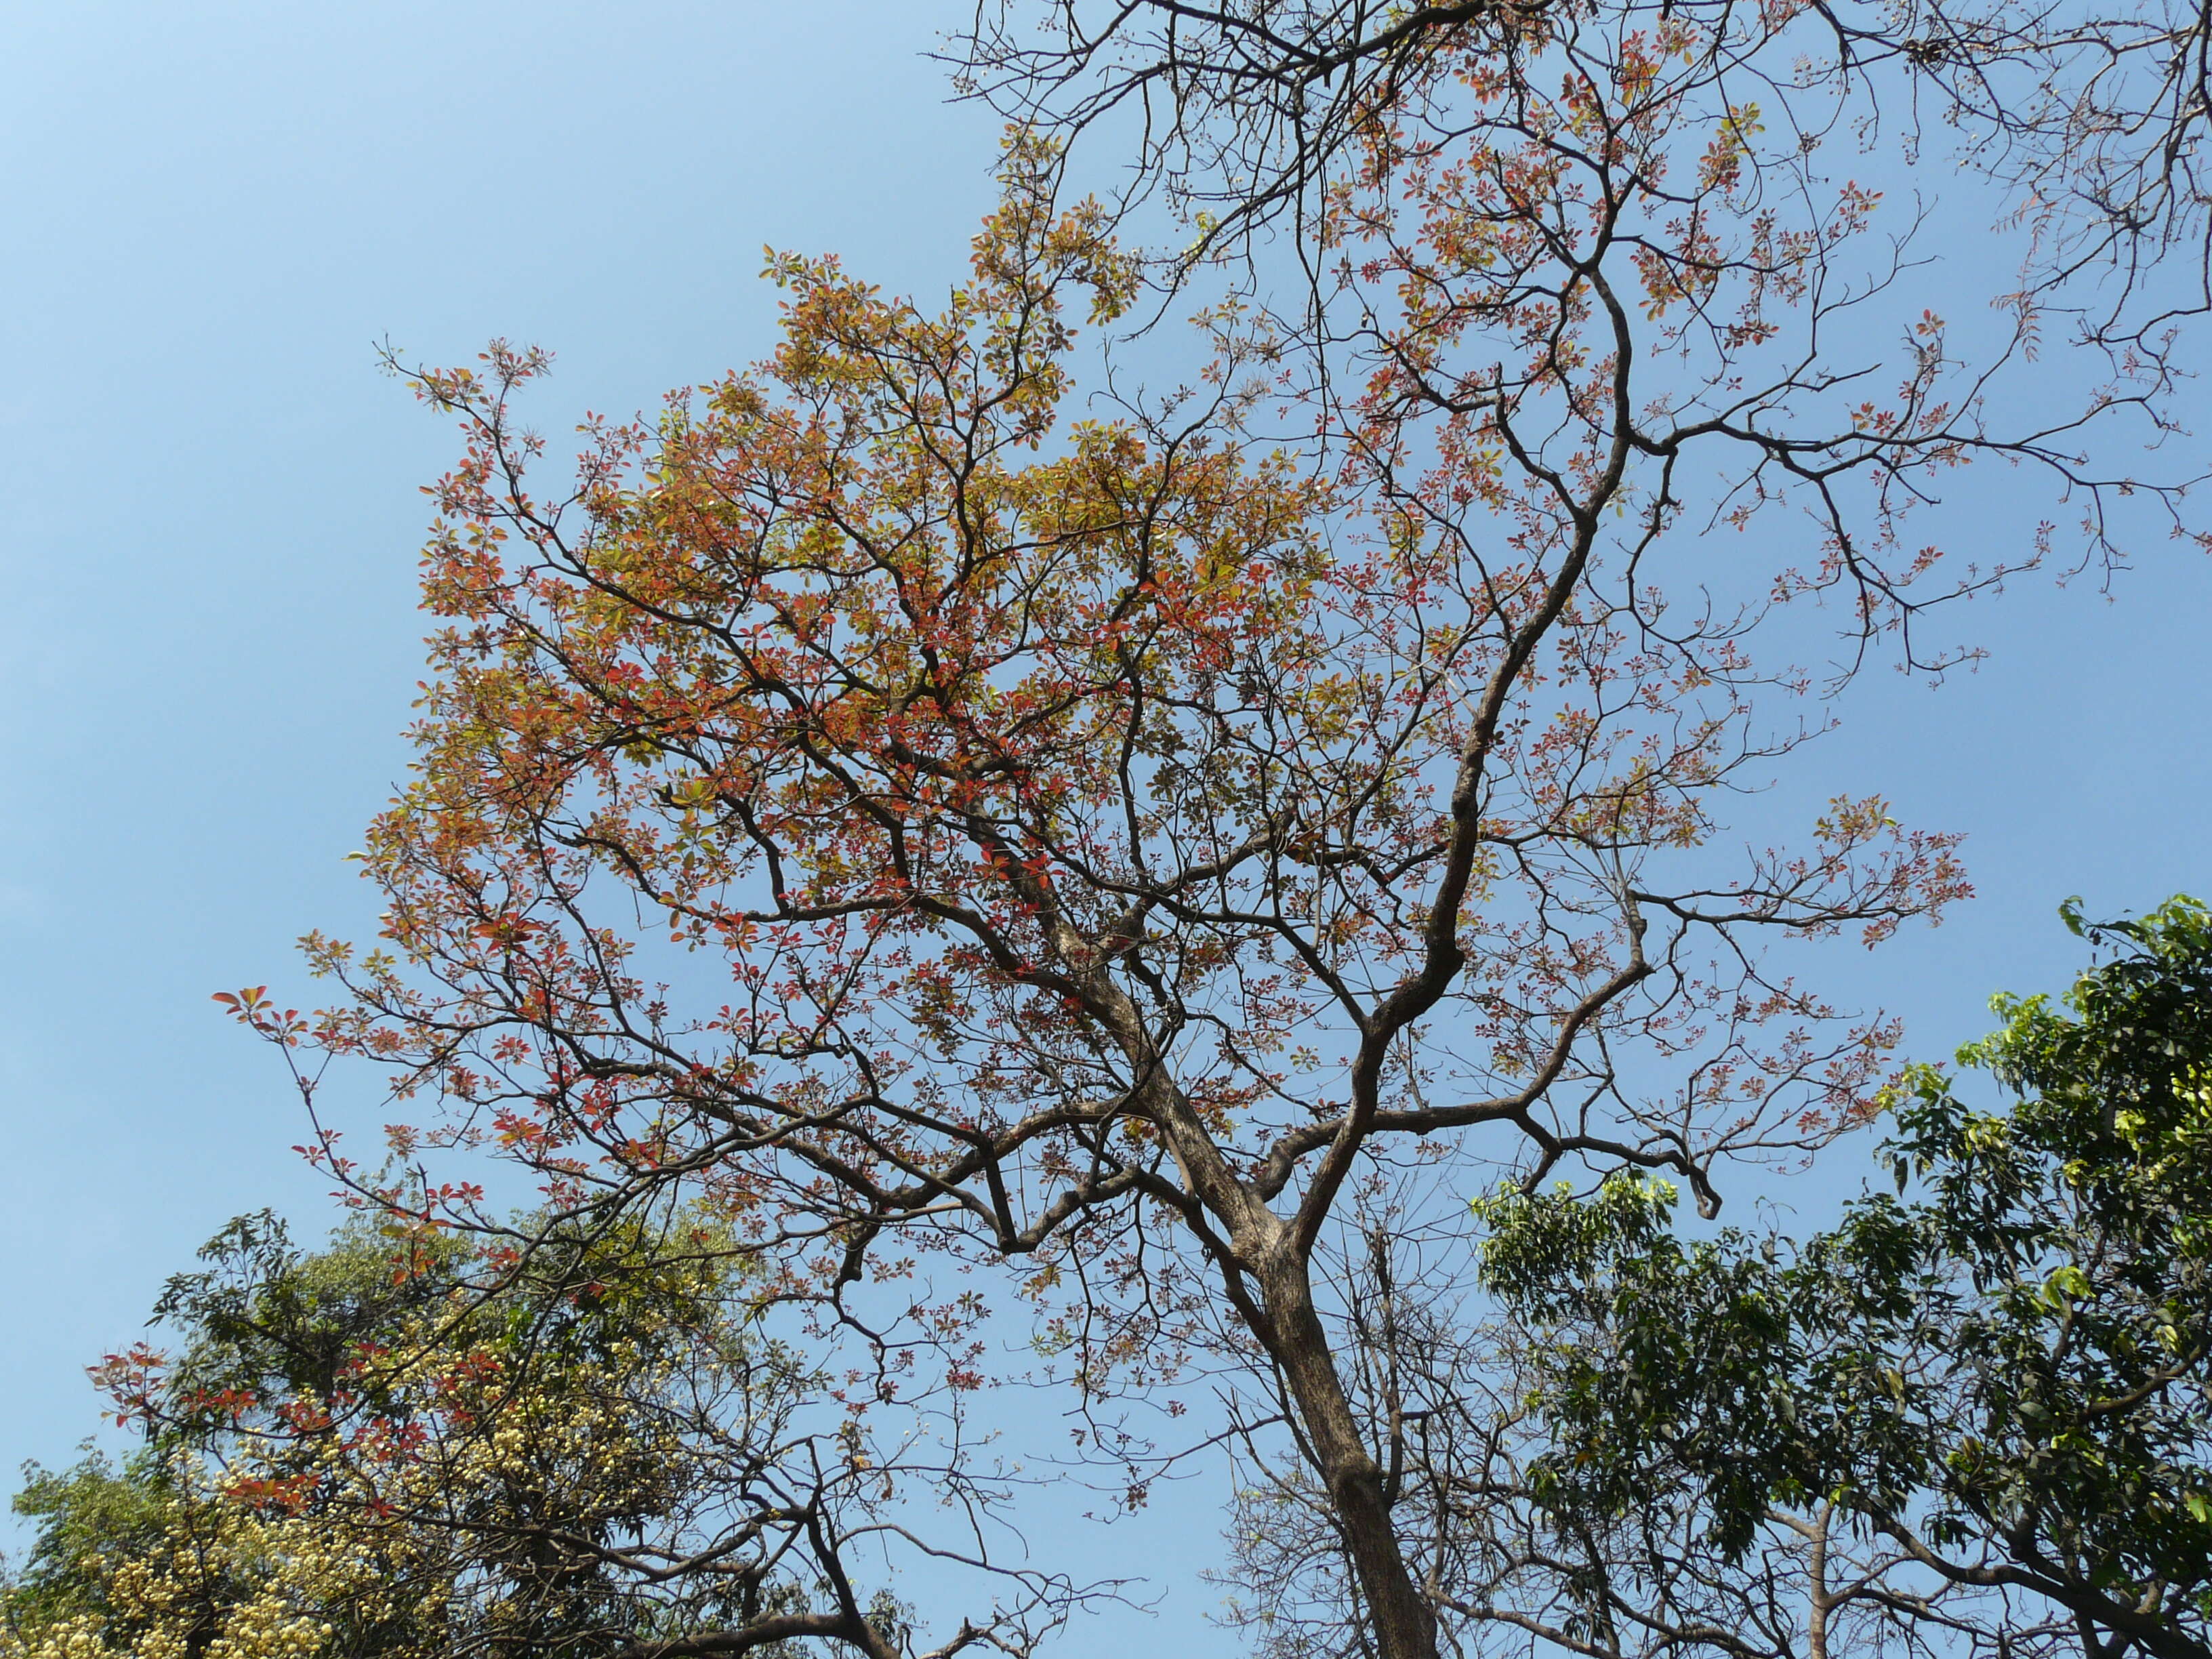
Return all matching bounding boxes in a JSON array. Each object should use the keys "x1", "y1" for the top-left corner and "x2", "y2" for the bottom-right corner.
[{"x1": 1479, "y1": 898, "x2": 2212, "y2": 1656}]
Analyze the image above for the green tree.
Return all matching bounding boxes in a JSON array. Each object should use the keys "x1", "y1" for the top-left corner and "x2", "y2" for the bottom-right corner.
[{"x1": 1471, "y1": 898, "x2": 2212, "y2": 1659}]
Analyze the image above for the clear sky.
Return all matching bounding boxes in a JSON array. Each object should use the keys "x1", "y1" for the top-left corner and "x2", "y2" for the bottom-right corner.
[{"x1": 0, "y1": 3, "x2": 2205, "y2": 1649}]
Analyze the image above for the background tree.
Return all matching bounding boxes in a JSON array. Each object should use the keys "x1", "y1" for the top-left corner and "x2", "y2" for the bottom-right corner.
[
  {"x1": 237, "y1": 0, "x2": 2205, "y2": 1647},
  {"x1": 3, "y1": 1204, "x2": 1072, "y2": 1659}
]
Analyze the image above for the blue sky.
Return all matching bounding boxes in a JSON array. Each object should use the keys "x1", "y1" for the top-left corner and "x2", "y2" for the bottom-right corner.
[{"x1": 0, "y1": 3, "x2": 2205, "y2": 1647}]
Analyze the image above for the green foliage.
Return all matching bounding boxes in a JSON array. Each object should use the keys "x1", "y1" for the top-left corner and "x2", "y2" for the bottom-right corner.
[
  {"x1": 147, "y1": 1204, "x2": 756, "y2": 1438},
  {"x1": 1, "y1": 1207, "x2": 836, "y2": 1659},
  {"x1": 7, "y1": 1453, "x2": 196, "y2": 1633},
  {"x1": 1478, "y1": 897, "x2": 2212, "y2": 1654},
  {"x1": 146, "y1": 1208, "x2": 468, "y2": 1428}
]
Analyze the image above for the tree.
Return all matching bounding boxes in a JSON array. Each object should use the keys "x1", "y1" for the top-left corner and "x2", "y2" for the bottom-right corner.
[
  {"x1": 3, "y1": 1206, "x2": 1075, "y2": 1659},
  {"x1": 5, "y1": 1447, "x2": 365, "y2": 1659},
  {"x1": 1420, "y1": 897, "x2": 2212, "y2": 1659},
  {"x1": 236, "y1": 1, "x2": 2203, "y2": 1647}
]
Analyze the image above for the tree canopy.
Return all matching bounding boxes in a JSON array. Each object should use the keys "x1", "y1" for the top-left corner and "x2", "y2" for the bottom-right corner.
[
  {"x1": 4, "y1": 1206, "x2": 1063, "y2": 1658},
  {"x1": 1456, "y1": 898, "x2": 2212, "y2": 1659}
]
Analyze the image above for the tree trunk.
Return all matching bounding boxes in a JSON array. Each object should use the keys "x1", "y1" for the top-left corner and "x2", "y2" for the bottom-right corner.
[{"x1": 1261, "y1": 1255, "x2": 1441, "y2": 1659}]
